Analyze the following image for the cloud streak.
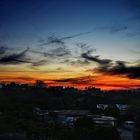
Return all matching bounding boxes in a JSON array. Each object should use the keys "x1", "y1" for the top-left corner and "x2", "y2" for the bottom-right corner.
[
  {"x1": 53, "y1": 75, "x2": 93, "y2": 85},
  {"x1": 95, "y1": 60, "x2": 140, "y2": 79},
  {"x1": 81, "y1": 52, "x2": 112, "y2": 65},
  {"x1": 39, "y1": 31, "x2": 92, "y2": 46},
  {"x1": 0, "y1": 47, "x2": 31, "y2": 65},
  {"x1": 97, "y1": 24, "x2": 128, "y2": 33}
]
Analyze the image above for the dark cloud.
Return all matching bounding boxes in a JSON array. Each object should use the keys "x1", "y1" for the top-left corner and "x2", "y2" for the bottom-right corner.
[
  {"x1": 77, "y1": 43, "x2": 89, "y2": 49},
  {"x1": 76, "y1": 43, "x2": 97, "y2": 54},
  {"x1": 53, "y1": 76, "x2": 92, "y2": 85},
  {"x1": 50, "y1": 47, "x2": 71, "y2": 57},
  {"x1": 0, "y1": 48, "x2": 30, "y2": 65},
  {"x1": 60, "y1": 31, "x2": 92, "y2": 40},
  {"x1": 30, "y1": 48, "x2": 70, "y2": 57},
  {"x1": 40, "y1": 34, "x2": 65, "y2": 46},
  {"x1": 39, "y1": 31, "x2": 92, "y2": 46},
  {"x1": 70, "y1": 59, "x2": 90, "y2": 66},
  {"x1": 94, "y1": 82, "x2": 140, "y2": 89},
  {"x1": 0, "y1": 47, "x2": 51, "y2": 67},
  {"x1": 62, "y1": 59, "x2": 90, "y2": 66},
  {"x1": 81, "y1": 52, "x2": 112, "y2": 65},
  {"x1": 95, "y1": 60, "x2": 140, "y2": 79},
  {"x1": 15, "y1": 76, "x2": 37, "y2": 81},
  {"x1": 31, "y1": 60, "x2": 48, "y2": 66},
  {"x1": 29, "y1": 49, "x2": 49, "y2": 57},
  {"x1": 60, "y1": 43, "x2": 95, "y2": 66}
]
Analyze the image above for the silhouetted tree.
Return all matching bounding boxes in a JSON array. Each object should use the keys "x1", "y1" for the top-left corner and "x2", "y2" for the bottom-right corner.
[{"x1": 35, "y1": 80, "x2": 46, "y2": 87}]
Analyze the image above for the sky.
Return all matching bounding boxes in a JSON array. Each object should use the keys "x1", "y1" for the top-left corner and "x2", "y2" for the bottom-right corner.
[{"x1": 0, "y1": 0, "x2": 140, "y2": 90}]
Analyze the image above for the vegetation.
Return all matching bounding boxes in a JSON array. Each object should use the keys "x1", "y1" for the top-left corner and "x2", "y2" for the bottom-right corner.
[{"x1": 0, "y1": 83, "x2": 140, "y2": 139}]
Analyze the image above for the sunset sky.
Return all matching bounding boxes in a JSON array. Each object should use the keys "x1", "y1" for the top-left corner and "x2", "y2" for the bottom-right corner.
[{"x1": 0, "y1": 0, "x2": 140, "y2": 90}]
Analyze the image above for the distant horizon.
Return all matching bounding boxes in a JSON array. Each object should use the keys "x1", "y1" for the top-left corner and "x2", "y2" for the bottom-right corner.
[{"x1": 1, "y1": 80, "x2": 140, "y2": 91}]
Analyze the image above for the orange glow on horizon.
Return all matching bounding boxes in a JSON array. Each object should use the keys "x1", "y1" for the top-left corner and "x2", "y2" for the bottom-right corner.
[{"x1": 0, "y1": 73, "x2": 140, "y2": 90}]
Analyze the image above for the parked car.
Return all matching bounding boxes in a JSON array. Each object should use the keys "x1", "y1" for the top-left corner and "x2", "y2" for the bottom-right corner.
[{"x1": 123, "y1": 121, "x2": 135, "y2": 130}]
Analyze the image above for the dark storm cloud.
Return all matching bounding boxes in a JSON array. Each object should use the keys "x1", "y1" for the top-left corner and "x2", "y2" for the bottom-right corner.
[
  {"x1": 81, "y1": 53, "x2": 112, "y2": 65},
  {"x1": 0, "y1": 48, "x2": 30, "y2": 64},
  {"x1": 95, "y1": 60, "x2": 140, "y2": 79}
]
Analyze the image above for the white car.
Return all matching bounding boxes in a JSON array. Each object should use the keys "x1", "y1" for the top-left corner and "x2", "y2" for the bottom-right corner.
[{"x1": 123, "y1": 121, "x2": 135, "y2": 130}]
